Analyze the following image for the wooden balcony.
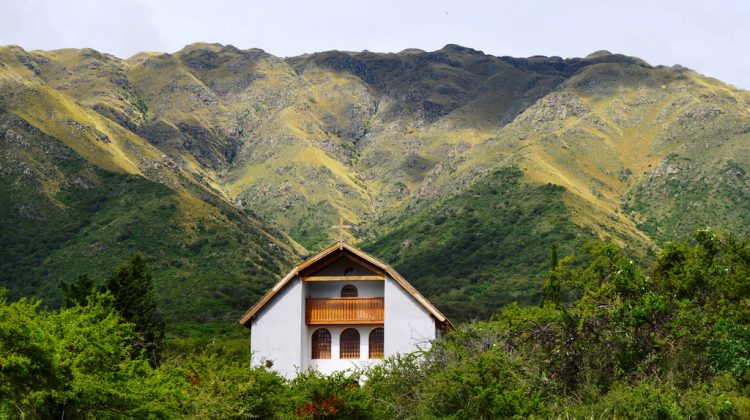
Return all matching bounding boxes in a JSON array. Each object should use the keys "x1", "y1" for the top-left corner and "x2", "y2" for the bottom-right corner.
[{"x1": 306, "y1": 297, "x2": 384, "y2": 325}]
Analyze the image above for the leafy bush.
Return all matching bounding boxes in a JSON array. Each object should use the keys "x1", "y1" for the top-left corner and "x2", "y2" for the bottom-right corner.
[
  {"x1": 558, "y1": 382, "x2": 734, "y2": 419},
  {"x1": 0, "y1": 290, "x2": 188, "y2": 418},
  {"x1": 174, "y1": 344, "x2": 287, "y2": 419}
]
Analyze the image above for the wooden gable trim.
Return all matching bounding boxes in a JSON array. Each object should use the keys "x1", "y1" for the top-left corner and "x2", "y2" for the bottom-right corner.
[
  {"x1": 239, "y1": 241, "x2": 453, "y2": 329},
  {"x1": 301, "y1": 252, "x2": 384, "y2": 279},
  {"x1": 238, "y1": 267, "x2": 298, "y2": 325},
  {"x1": 387, "y1": 269, "x2": 452, "y2": 328},
  {"x1": 302, "y1": 275, "x2": 385, "y2": 281},
  {"x1": 341, "y1": 254, "x2": 385, "y2": 276},
  {"x1": 338, "y1": 243, "x2": 452, "y2": 328},
  {"x1": 301, "y1": 253, "x2": 346, "y2": 277},
  {"x1": 295, "y1": 242, "x2": 343, "y2": 272},
  {"x1": 240, "y1": 243, "x2": 347, "y2": 326}
]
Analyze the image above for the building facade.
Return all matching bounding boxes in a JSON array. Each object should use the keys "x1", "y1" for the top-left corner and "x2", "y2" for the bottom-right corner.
[{"x1": 239, "y1": 241, "x2": 452, "y2": 378}]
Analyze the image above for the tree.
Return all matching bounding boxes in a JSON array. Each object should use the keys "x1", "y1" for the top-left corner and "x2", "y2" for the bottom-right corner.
[
  {"x1": 60, "y1": 274, "x2": 95, "y2": 308},
  {"x1": 550, "y1": 243, "x2": 559, "y2": 270},
  {"x1": 540, "y1": 243, "x2": 561, "y2": 307},
  {"x1": 0, "y1": 290, "x2": 186, "y2": 418},
  {"x1": 105, "y1": 252, "x2": 165, "y2": 365},
  {"x1": 0, "y1": 290, "x2": 58, "y2": 409}
]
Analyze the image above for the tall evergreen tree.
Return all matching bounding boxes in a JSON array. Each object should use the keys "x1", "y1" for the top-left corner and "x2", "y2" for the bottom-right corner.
[
  {"x1": 105, "y1": 252, "x2": 165, "y2": 365},
  {"x1": 541, "y1": 243, "x2": 561, "y2": 307},
  {"x1": 550, "y1": 243, "x2": 559, "y2": 271},
  {"x1": 60, "y1": 274, "x2": 95, "y2": 308}
]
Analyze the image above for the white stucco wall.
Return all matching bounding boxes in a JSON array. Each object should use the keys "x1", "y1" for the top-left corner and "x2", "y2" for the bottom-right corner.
[
  {"x1": 383, "y1": 276, "x2": 436, "y2": 356},
  {"x1": 250, "y1": 273, "x2": 440, "y2": 378},
  {"x1": 250, "y1": 277, "x2": 305, "y2": 378},
  {"x1": 306, "y1": 281, "x2": 383, "y2": 298},
  {"x1": 306, "y1": 325, "x2": 383, "y2": 375}
]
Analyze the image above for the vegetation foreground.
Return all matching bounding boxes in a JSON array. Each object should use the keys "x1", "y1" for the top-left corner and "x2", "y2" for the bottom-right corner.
[{"x1": 3, "y1": 230, "x2": 750, "y2": 419}]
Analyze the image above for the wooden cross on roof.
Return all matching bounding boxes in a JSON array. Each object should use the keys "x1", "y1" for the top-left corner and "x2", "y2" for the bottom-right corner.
[{"x1": 332, "y1": 216, "x2": 351, "y2": 244}]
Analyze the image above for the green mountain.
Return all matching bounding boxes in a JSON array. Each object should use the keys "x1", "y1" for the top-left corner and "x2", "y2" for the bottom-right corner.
[
  {"x1": 1, "y1": 43, "x2": 748, "y2": 323},
  {"x1": 0, "y1": 46, "x2": 302, "y2": 328}
]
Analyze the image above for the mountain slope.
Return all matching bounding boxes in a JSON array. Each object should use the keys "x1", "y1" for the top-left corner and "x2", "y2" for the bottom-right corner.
[
  {"x1": 1, "y1": 43, "x2": 749, "y2": 324},
  {"x1": 0, "y1": 46, "x2": 302, "y2": 326},
  {"x1": 363, "y1": 167, "x2": 596, "y2": 320}
]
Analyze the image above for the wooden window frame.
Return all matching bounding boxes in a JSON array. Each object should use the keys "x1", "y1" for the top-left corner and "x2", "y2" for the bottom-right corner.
[
  {"x1": 340, "y1": 328, "x2": 360, "y2": 359},
  {"x1": 369, "y1": 327, "x2": 384, "y2": 359},
  {"x1": 340, "y1": 284, "x2": 358, "y2": 297},
  {"x1": 311, "y1": 328, "x2": 331, "y2": 359}
]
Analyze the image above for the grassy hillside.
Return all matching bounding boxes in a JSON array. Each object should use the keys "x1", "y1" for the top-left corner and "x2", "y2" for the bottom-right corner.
[
  {"x1": 364, "y1": 167, "x2": 601, "y2": 320},
  {"x1": 0, "y1": 107, "x2": 299, "y2": 329}
]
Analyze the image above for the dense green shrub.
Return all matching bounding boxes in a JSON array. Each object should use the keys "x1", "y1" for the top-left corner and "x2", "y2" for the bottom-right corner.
[
  {"x1": 373, "y1": 325, "x2": 547, "y2": 418},
  {"x1": 174, "y1": 345, "x2": 287, "y2": 419},
  {"x1": 557, "y1": 382, "x2": 735, "y2": 419},
  {"x1": 0, "y1": 290, "x2": 187, "y2": 418}
]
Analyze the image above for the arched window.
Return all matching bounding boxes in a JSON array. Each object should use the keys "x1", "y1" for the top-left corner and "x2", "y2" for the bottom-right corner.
[
  {"x1": 312, "y1": 328, "x2": 331, "y2": 359},
  {"x1": 340, "y1": 328, "x2": 360, "y2": 359},
  {"x1": 369, "y1": 327, "x2": 384, "y2": 359},
  {"x1": 341, "y1": 284, "x2": 358, "y2": 297}
]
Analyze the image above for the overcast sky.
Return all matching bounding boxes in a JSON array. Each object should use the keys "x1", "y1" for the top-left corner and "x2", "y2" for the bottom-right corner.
[{"x1": 1, "y1": 0, "x2": 748, "y2": 89}]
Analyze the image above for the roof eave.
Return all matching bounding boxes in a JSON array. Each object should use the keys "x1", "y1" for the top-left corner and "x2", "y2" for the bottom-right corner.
[
  {"x1": 238, "y1": 267, "x2": 299, "y2": 326},
  {"x1": 237, "y1": 240, "x2": 452, "y2": 328}
]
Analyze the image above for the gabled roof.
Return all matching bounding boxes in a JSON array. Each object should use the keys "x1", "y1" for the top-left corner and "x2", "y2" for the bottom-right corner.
[{"x1": 238, "y1": 241, "x2": 452, "y2": 329}]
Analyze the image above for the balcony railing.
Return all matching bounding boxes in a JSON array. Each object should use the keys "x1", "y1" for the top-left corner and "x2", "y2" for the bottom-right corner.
[{"x1": 306, "y1": 297, "x2": 384, "y2": 325}]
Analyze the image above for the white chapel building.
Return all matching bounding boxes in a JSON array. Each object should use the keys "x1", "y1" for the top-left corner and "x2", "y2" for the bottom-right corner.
[{"x1": 239, "y1": 240, "x2": 452, "y2": 378}]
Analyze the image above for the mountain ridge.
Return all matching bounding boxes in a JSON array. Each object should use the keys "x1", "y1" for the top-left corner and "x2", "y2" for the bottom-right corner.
[{"x1": 2, "y1": 42, "x2": 749, "y2": 322}]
